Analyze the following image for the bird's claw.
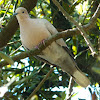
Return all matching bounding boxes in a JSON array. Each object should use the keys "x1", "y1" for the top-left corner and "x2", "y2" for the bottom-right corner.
[{"x1": 35, "y1": 39, "x2": 46, "y2": 49}]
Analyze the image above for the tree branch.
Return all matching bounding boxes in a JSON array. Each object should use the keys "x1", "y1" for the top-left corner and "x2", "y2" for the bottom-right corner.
[
  {"x1": 52, "y1": 0, "x2": 98, "y2": 57},
  {"x1": 98, "y1": 36, "x2": 100, "y2": 61},
  {"x1": 0, "y1": 28, "x2": 92, "y2": 67},
  {"x1": 0, "y1": 1, "x2": 100, "y2": 66},
  {"x1": 67, "y1": 77, "x2": 74, "y2": 100},
  {"x1": 0, "y1": 27, "x2": 99, "y2": 67},
  {"x1": 0, "y1": 0, "x2": 100, "y2": 50},
  {"x1": 0, "y1": 0, "x2": 38, "y2": 48},
  {"x1": 26, "y1": 68, "x2": 54, "y2": 100}
]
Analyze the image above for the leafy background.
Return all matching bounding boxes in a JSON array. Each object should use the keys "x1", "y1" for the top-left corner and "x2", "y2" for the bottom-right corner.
[{"x1": 0, "y1": 0, "x2": 100, "y2": 99}]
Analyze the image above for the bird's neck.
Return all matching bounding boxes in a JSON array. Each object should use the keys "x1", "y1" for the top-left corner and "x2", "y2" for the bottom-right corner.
[{"x1": 18, "y1": 18, "x2": 30, "y2": 26}]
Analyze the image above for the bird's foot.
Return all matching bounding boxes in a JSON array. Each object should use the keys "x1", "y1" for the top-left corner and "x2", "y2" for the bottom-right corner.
[
  {"x1": 41, "y1": 39, "x2": 46, "y2": 46},
  {"x1": 35, "y1": 39, "x2": 46, "y2": 49},
  {"x1": 35, "y1": 45, "x2": 40, "y2": 49}
]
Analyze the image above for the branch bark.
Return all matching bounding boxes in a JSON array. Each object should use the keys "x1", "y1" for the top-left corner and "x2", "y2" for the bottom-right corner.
[
  {"x1": 0, "y1": 0, "x2": 37, "y2": 48},
  {"x1": 0, "y1": 27, "x2": 99, "y2": 67},
  {"x1": 0, "y1": 1, "x2": 100, "y2": 66},
  {"x1": 0, "y1": 0, "x2": 100, "y2": 49},
  {"x1": 67, "y1": 77, "x2": 74, "y2": 100},
  {"x1": 52, "y1": 0, "x2": 98, "y2": 57}
]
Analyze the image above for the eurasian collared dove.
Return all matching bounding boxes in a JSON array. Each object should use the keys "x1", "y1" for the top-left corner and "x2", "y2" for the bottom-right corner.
[{"x1": 14, "y1": 7, "x2": 90, "y2": 87}]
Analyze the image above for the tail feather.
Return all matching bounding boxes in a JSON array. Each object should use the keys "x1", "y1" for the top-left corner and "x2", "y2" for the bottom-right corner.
[{"x1": 73, "y1": 70, "x2": 90, "y2": 87}]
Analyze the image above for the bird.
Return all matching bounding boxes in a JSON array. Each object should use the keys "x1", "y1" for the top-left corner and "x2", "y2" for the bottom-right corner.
[{"x1": 14, "y1": 7, "x2": 90, "y2": 87}]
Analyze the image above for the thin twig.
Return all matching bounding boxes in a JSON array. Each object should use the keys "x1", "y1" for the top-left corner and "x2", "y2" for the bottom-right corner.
[
  {"x1": 26, "y1": 67, "x2": 54, "y2": 100},
  {"x1": 1, "y1": 0, "x2": 12, "y2": 21},
  {"x1": 0, "y1": 76, "x2": 17, "y2": 98},
  {"x1": 52, "y1": 0, "x2": 97, "y2": 57},
  {"x1": 6, "y1": 76, "x2": 17, "y2": 87},
  {"x1": 7, "y1": 39, "x2": 21, "y2": 45},
  {"x1": 98, "y1": 36, "x2": 100, "y2": 54},
  {"x1": 98, "y1": 36, "x2": 100, "y2": 61},
  {"x1": 82, "y1": 1, "x2": 94, "y2": 25},
  {"x1": 0, "y1": 40, "x2": 21, "y2": 51},
  {"x1": 66, "y1": 92, "x2": 74, "y2": 100},
  {"x1": 67, "y1": 77, "x2": 74, "y2": 100},
  {"x1": 9, "y1": 45, "x2": 22, "y2": 56}
]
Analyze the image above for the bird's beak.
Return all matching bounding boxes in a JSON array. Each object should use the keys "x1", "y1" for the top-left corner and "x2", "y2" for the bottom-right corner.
[{"x1": 13, "y1": 13, "x2": 18, "y2": 16}]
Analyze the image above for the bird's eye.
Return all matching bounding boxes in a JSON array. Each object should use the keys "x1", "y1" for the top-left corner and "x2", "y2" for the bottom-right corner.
[{"x1": 22, "y1": 11, "x2": 24, "y2": 13}]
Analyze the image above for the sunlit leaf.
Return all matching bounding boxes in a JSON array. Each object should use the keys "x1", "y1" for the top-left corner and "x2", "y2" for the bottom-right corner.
[
  {"x1": 47, "y1": 10, "x2": 51, "y2": 14},
  {"x1": 46, "y1": 0, "x2": 50, "y2": 4},
  {"x1": 0, "y1": 0, "x2": 4, "y2": 6},
  {"x1": 72, "y1": 45, "x2": 77, "y2": 55},
  {"x1": 97, "y1": 18, "x2": 100, "y2": 23},
  {"x1": 7, "y1": 64, "x2": 11, "y2": 68},
  {"x1": 77, "y1": 4, "x2": 83, "y2": 15},
  {"x1": 83, "y1": 0, "x2": 88, "y2": 13},
  {"x1": 30, "y1": 95, "x2": 38, "y2": 100},
  {"x1": 69, "y1": 0, "x2": 83, "y2": 14},
  {"x1": 95, "y1": 83, "x2": 99, "y2": 87},
  {"x1": 71, "y1": 92, "x2": 78, "y2": 97}
]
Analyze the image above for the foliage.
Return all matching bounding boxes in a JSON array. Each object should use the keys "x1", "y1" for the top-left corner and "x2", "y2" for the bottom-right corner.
[{"x1": 0, "y1": 0, "x2": 100, "y2": 99}]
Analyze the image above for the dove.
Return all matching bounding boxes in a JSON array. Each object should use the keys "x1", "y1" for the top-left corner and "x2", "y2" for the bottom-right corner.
[{"x1": 14, "y1": 7, "x2": 90, "y2": 87}]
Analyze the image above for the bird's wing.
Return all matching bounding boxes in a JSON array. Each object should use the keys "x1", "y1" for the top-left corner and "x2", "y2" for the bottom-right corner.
[
  {"x1": 44, "y1": 19, "x2": 74, "y2": 58},
  {"x1": 44, "y1": 19, "x2": 67, "y2": 47}
]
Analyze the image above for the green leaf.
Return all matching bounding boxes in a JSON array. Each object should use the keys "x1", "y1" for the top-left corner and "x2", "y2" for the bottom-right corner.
[
  {"x1": 62, "y1": 0, "x2": 70, "y2": 12},
  {"x1": 0, "y1": 51, "x2": 14, "y2": 65},
  {"x1": 30, "y1": 95, "x2": 38, "y2": 100},
  {"x1": 55, "y1": 91, "x2": 66, "y2": 100},
  {"x1": 71, "y1": 92, "x2": 78, "y2": 97},
  {"x1": 92, "y1": 67, "x2": 100, "y2": 74},
  {"x1": 55, "y1": 97, "x2": 61, "y2": 100},
  {"x1": 72, "y1": 45, "x2": 77, "y2": 55},
  {"x1": 0, "y1": 0, "x2": 4, "y2": 6},
  {"x1": 77, "y1": 4, "x2": 83, "y2": 15},
  {"x1": 61, "y1": 91, "x2": 66, "y2": 100},
  {"x1": 69, "y1": 0, "x2": 83, "y2": 14}
]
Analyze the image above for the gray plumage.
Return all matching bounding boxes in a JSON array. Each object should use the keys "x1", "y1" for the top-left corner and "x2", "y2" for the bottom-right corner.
[{"x1": 15, "y1": 7, "x2": 90, "y2": 87}]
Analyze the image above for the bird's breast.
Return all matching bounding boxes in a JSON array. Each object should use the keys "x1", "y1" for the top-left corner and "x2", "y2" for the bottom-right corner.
[{"x1": 20, "y1": 23, "x2": 51, "y2": 50}]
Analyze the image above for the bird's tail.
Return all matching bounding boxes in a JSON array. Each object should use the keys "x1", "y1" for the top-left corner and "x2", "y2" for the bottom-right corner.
[{"x1": 72, "y1": 70, "x2": 90, "y2": 87}]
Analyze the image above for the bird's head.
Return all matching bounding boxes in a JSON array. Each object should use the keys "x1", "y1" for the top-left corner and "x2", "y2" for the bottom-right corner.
[{"x1": 14, "y1": 7, "x2": 29, "y2": 20}]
